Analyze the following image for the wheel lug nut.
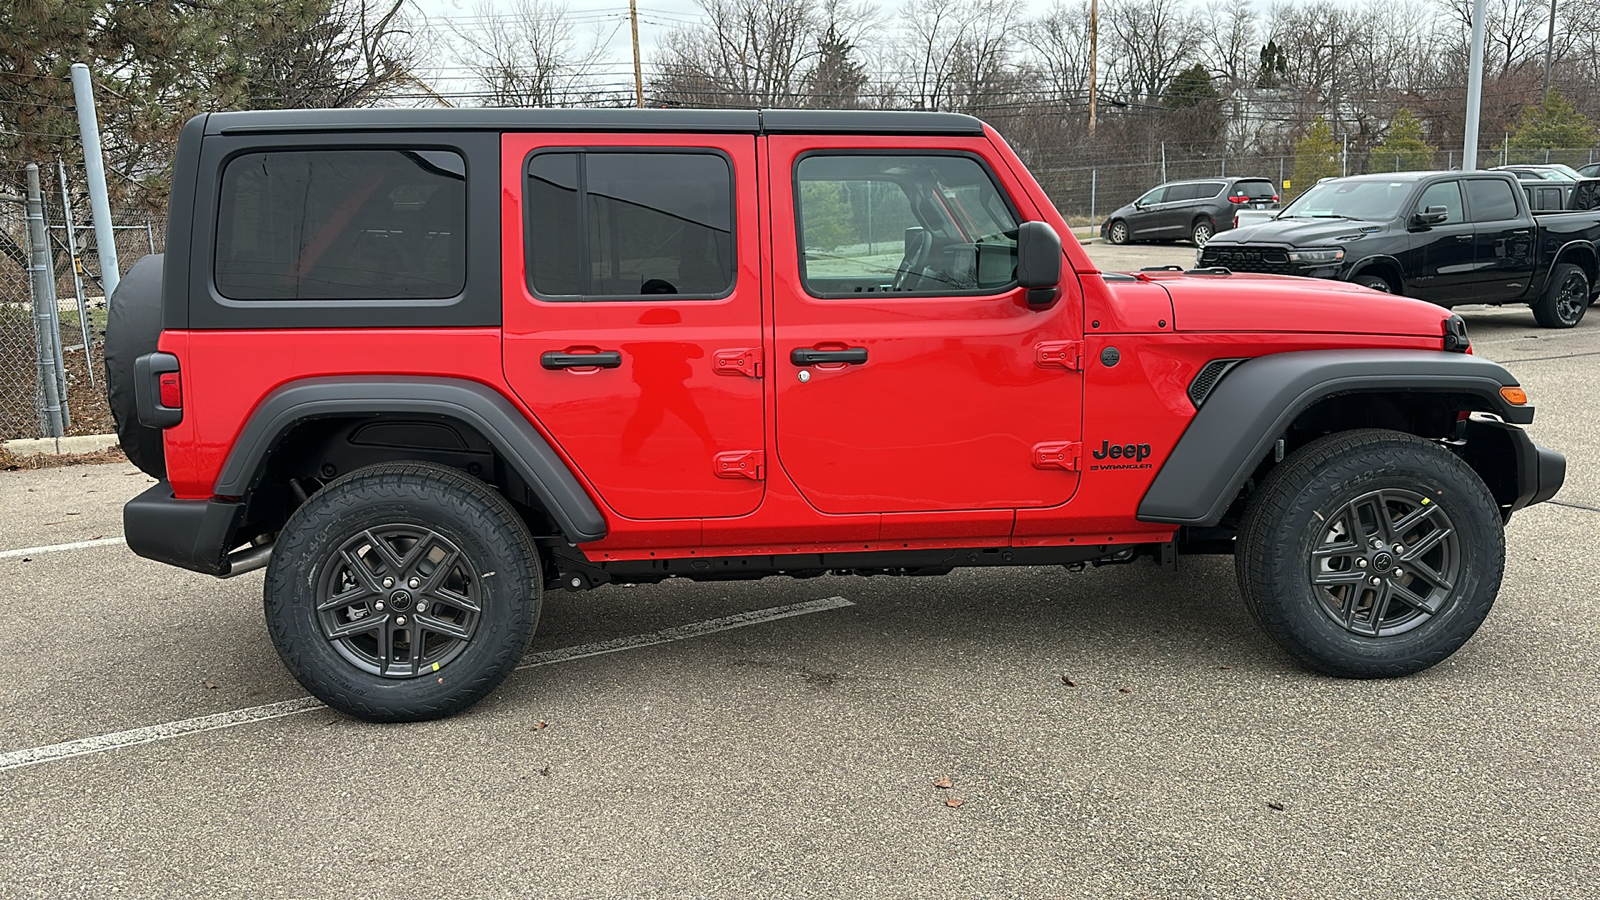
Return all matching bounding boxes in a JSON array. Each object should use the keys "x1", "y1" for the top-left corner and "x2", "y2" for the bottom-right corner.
[
  {"x1": 1357, "y1": 558, "x2": 1368, "y2": 568},
  {"x1": 416, "y1": 601, "x2": 427, "y2": 613},
  {"x1": 408, "y1": 578, "x2": 420, "y2": 589},
  {"x1": 1394, "y1": 568, "x2": 1404, "y2": 577},
  {"x1": 374, "y1": 600, "x2": 386, "y2": 611},
  {"x1": 1393, "y1": 544, "x2": 1404, "y2": 553},
  {"x1": 396, "y1": 616, "x2": 407, "y2": 626},
  {"x1": 382, "y1": 577, "x2": 395, "y2": 589},
  {"x1": 1369, "y1": 577, "x2": 1381, "y2": 586}
]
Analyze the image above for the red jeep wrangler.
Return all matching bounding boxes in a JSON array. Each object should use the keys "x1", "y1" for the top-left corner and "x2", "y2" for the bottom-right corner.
[{"x1": 104, "y1": 109, "x2": 1565, "y2": 722}]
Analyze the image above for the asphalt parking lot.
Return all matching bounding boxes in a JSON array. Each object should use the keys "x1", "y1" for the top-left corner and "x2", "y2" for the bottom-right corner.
[{"x1": 4, "y1": 241, "x2": 1598, "y2": 898}]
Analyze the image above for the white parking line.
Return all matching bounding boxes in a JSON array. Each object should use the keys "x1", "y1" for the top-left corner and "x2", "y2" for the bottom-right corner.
[
  {"x1": 0, "y1": 596, "x2": 854, "y2": 773},
  {"x1": 0, "y1": 536, "x2": 126, "y2": 560}
]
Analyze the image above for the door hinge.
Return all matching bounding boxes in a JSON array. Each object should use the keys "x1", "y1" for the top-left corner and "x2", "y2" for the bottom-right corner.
[
  {"x1": 714, "y1": 450, "x2": 765, "y2": 480},
  {"x1": 1032, "y1": 441, "x2": 1081, "y2": 471},
  {"x1": 713, "y1": 348, "x2": 763, "y2": 378},
  {"x1": 1035, "y1": 341, "x2": 1084, "y2": 371}
]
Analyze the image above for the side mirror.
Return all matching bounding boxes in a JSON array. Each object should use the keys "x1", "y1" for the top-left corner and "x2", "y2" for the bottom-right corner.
[
  {"x1": 1016, "y1": 221, "x2": 1062, "y2": 309},
  {"x1": 1411, "y1": 205, "x2": 1449, "y2": 227}
]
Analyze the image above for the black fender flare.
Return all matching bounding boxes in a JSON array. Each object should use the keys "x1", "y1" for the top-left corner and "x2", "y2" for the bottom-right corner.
[
  {"x1": 1137, "y1": 350, "x2": 1533, "y2": 526},
  {"x1": 214, "y1": 376, "x2": 606, "y2": 542},
  {"x1": 1344, "y1": 254, "x2": 1404, "y2": 290},
  {"x1": 1533, "y1": 240, "x2": 1599, "y2": 297}
]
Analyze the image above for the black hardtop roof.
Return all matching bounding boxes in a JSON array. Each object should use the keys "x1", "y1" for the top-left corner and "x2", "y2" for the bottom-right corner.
[{"x1": 202, "y1": 107, "x2": 986, "y2": 137}]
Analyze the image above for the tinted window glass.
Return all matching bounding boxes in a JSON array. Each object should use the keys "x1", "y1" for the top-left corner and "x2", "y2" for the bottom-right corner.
[
  {"x1": 216, "y1": 150, "x2": 466, "y2": 301},
  {"x1": 1465, "y1": 179, "x2": 1520, "y2": 221},
  {"x1": 1137, "y1": 186, "x2": 1167, "y2": 205},
  {"x1": 1191, "y1": 182, "x2": 1226, "y2": 199},
  {"x1": 1416, "y1": 180, "x2": 1464, "y2": 223},
  {"x1": 1165, "y1": 184, "x2": 1200, "y2": 202},
  {"x1": 795, "y1": 154, "x2": 1019, "y2": 295},
  {"x1": 525, "y1": 152, "x2": 734, "y2": 298},
  {"x1": 1234, "y1": 179, "x2": 1277, "y2": 199}
]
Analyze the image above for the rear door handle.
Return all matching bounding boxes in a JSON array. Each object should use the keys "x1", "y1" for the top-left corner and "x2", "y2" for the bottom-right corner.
[
  {"x1": 1454, "y1": 234, "x2": 1474, "y2": 242},
  {"x1": 791, "y1": 347, "x2": 868, "y2": 366},
  {"x1": 541, "y1": 350, "x2": 622, "y2": 369}
]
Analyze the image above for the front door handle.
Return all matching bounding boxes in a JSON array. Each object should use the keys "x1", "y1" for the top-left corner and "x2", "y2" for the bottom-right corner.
[
  {"x1": 1454, "y1": 234, "x2": 1474, "y2": 242},
  {"x1": 791, "y1": 347, "x2": 868, "y2": 366},
  {"x1": 542, "y1": 350, "x2": 622, "y2": 369}
]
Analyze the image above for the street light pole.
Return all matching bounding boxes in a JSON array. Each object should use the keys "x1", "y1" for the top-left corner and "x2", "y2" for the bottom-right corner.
[{"x1": 1462, "y1": 0, "x2": 1488, "y2": 170}]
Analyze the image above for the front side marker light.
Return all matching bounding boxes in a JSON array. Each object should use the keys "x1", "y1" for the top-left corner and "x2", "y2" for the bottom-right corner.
[{"x1": 1500, "y1": 386, "x2": 1528, "y2": 406}]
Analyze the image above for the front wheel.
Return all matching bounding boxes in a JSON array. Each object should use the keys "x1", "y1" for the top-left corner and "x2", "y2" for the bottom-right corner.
[
  {"x1": 1353, "y1": 273, "x2": 1395, "y2": 294},
  {"x1": 265, "y1": 461, "x2": 541, "y2": 722},
  {"x1": 1235, "y1": 429, "x2": 1504, "y2": 678}
]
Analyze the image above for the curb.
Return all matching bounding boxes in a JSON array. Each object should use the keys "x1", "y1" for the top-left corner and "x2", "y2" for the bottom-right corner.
[{"x1": 3, "y1": 434, "x2": 120, "y2": 458}]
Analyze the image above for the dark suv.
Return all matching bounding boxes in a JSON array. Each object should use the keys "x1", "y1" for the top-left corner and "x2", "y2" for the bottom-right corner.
[{"x1": 1102, "y1": 176, "x2": 1278, "y2": 247}]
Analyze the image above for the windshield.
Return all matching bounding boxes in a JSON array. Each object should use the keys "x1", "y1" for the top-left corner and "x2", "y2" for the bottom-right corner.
[{"x1": 1279, "y1": 180, "x2": 1412, "y2": 221}]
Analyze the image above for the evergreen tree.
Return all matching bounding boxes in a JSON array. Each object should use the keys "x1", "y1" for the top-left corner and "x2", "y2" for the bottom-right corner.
[
  {"x1": 1371, "y1": 109, "x2": 1436, "y2": 172},
  {"x1": 1290, "y1": 117, "x2": 1340, "y2": 198},
  {"x1": 1509, "y1": 90, "x2": 1599, "y2": 152}
]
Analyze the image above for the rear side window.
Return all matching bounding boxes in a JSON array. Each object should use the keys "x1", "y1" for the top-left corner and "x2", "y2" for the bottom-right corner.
[
  {"x1": 1191, "y1": 182, "x2": 1225, "y2": 199},
  {"x1": 1416, "y1": 180, "x2": 1464, "y2": 223},
  {"x1": 1166, "y1": 183, "x2": 1201, "y2": 202},
  {"x1": 1465, "y1": 179, "x2": 1520, "y2": 222},
  {"x1": 1234, "y1": 180, "x2": 1277, "y2": 200},
  {"x1": 215, "y1": 150, "x2": 466, "y2": 301},
  {"x1": 794, "y1": 154, "x2": 1019, "y2": 296},
  {"x1": 525, "y1": 151, "x2": 734, "y2": 299}
]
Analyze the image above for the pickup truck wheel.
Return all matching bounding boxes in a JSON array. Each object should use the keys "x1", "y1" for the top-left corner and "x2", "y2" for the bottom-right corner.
[
  {"x1": 264, "y1": 461, "x2": 540, "y2": 722},
  {"x1": 1108, "y1": 220, "x2": 1130, "y2": 245},
  {"x1": 1532, "y1": 263, "x2": 1589, "y2": 328},
  {"x1": 1353, "y1": 273, "x2": 1395, "y2": 293},
  {"x1": 1191, "y1": 218, "x2": 1215, "y2": 246},
  {"x1": 1235, "y1": 429, "x2": 1503, "y2": 678}
]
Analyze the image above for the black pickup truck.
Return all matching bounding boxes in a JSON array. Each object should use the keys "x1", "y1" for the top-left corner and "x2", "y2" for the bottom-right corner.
[{"x1": 1199, "y1": 171, "x2": 1600, "y2": 327}]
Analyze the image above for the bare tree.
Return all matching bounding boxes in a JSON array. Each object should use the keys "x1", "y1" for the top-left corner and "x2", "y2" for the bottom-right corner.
[
  {"x1": 449, "y1": 0, "x2": 607, "y2": 107},
  {"x1": 651, "y1": 0, "x2": 823, "y2": 108},
  {"x1": 897, "y1": 0, "x2": 1023, "y2": 113},
  {"x1": 1020, "y1": 1, "x2": 1095, "y2": 106},
  {"x1": 239, "y1": 0, "x2": 422, "y2": 109},
  {"x1": 1101, "y1": 0, "x2": 1199, "y2": 103}
]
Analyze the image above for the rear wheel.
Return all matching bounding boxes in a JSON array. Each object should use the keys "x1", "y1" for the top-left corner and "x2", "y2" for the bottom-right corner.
[
  {"x1": 1191, "y1": 218, "x2": 1215, "y2": 246},
  {"x1": 1236, "y1": 429, "x2": 1503, "y2": 678},
  {"x1": 1108, "y1": 220, "x2": 1130, "y2": 245},
  {"x1": 264, "y1": 461, "x2": 540, "y2": 722},
  {"x1": 1531, "y1": 263, "x2": 1589, "y2": 328}
]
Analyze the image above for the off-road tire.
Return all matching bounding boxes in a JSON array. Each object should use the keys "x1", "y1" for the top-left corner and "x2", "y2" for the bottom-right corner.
[
  {"x1": 1108, "y1": 220, "x2": 1130, "y2": 245},
  {"x1": 103, "y1": 254, "x2": 167, "y2": 478},
  {"x1": 1191, "y1": 217, "x2": 1215, "y2": 246},
  {"x1": 265, "y1": 461, "x2": 540, "y2": 722},
  {"x1": 1531, "y1": 262, "x2": 1589, "y2": 328},
  {"x1": 1235, "y1": 429, "x2": 1504, "y2": 678}
]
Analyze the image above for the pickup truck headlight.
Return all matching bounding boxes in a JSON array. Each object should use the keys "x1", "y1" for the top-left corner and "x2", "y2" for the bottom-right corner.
[{"x1": 1287, "y1": 248, "x2": 1345, "y2": 264}]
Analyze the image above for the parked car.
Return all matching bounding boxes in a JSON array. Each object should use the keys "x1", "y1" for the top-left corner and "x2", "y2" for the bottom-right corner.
[
  {"x1": 1101, "y1": 176, "x2": 1278, "y2": 246},
  {"x1": 1578, "y1": 162, "x2": 1600, "y2": 178},
  {"x1": 1200, "y1": 171, "x2": 1600, "y2": 327},
  {"x1": 1490, "y1": 164, "x2": 1581, "y2": 182},
  {"x1": 105, "y1": 109, "x2": 1563, "y2": 722}
]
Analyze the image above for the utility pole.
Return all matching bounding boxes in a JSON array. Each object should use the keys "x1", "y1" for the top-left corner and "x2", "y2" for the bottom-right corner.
[
  {"x1": 1462, "y1": 0, "x2": 1487, "y2": 170},
  {"x1": 1542, "y1": 0, "x2": 1558, "y2": 101},
  {"x1": 629, "y1": 0, "x2": 644, "y2": 109},
  {"x1": 1087, "y1": 0, "x2": 1098, "y2": 136},
  {"x1": 70, "y1": 63, "x2": 119, "y2": 301}
]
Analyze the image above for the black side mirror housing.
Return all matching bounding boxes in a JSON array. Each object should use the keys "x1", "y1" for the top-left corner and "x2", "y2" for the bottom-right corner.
[
  {"x1": 1016, "y1": 221, "x2": 1063, "y2": 309},
  {"x1": 1410, "y1": 205, "x2": 1450, "y2": 227}
]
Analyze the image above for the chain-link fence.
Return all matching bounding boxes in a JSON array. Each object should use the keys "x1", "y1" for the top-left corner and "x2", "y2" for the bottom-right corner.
[
  {"x1": 1024, "y1": 146, "x2": 1600, "y2": 233},
  {"x1": 1, "y1": 162, "x2": 163, "y2": 442}
]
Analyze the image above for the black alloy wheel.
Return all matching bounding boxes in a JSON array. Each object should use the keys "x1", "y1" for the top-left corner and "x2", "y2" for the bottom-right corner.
[
  {"x1": 1532, "y1": 263, "x2": 1589, "y2": 328},
  {"x1": 1236, "y1": 428, "x2": 1503, "y2": 678},
  {"x1": 318, "y1": 525, "x2": 482, "y2": 678},
  {"x1": 265, "y1": 461, "x2": 540, "y2": 721},
  {"x1": 1354, "y1": 274, "x2": 1394, "y2": 293},
  {"x1": 1308, "y1": 489, "x2": 1460, "y2": 638}
]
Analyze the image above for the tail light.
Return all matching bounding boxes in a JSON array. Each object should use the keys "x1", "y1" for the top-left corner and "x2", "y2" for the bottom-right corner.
[
  {"x1": 134, "y1": 351, "x2": 183, "y2": 427},
  {"x1": 159, "y1": 372, "x2": 182, "y2": 409},
  {"x1": 1228, "y1": 195, "x2": 1249, "y2": 203}
]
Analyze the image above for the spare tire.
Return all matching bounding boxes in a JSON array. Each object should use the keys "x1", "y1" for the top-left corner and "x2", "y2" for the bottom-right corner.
[{"x1": 104, "y1": 254, "x2": 167, "y2": 479}]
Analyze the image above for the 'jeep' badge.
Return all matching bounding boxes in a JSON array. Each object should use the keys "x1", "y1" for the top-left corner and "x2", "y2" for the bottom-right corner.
[{"x1": 1089, "y1": 440, "x2": 1153, "y2": 471}]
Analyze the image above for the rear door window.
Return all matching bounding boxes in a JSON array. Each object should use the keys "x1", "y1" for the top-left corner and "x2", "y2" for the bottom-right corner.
[
  {"x1": 525, "y1": 151, "x2": 735, "y2": 299},
  {"x1": 1464, "y1": 179, "x2": 1521, "y2": 222},
  {"x1": 215, "y1": 149, "x2": 466, "y2": 301},
  {"x1": 1165, "y1": 184, "x2": 1201, "y2": 203}
]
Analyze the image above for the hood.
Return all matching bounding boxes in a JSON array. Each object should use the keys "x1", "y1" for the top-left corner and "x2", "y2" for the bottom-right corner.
[
  {"x1": 1122, "y1": 272, "x2": 1451, "y2": 336},
  {"x1": 1212, "y1": 216, "x2": 1390, "y2": 246}
]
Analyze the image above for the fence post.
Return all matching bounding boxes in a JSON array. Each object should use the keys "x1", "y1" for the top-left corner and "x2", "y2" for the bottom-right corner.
[
  {"x1": 1090, "y1": 169, "x2": 1097, "y2": 237},
  {"x1": 58, "y1": 159, "x2": 94, "y2": 387},
  {"x1": 25, "y1": 164, "x2": 68, "y2": 438}
]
